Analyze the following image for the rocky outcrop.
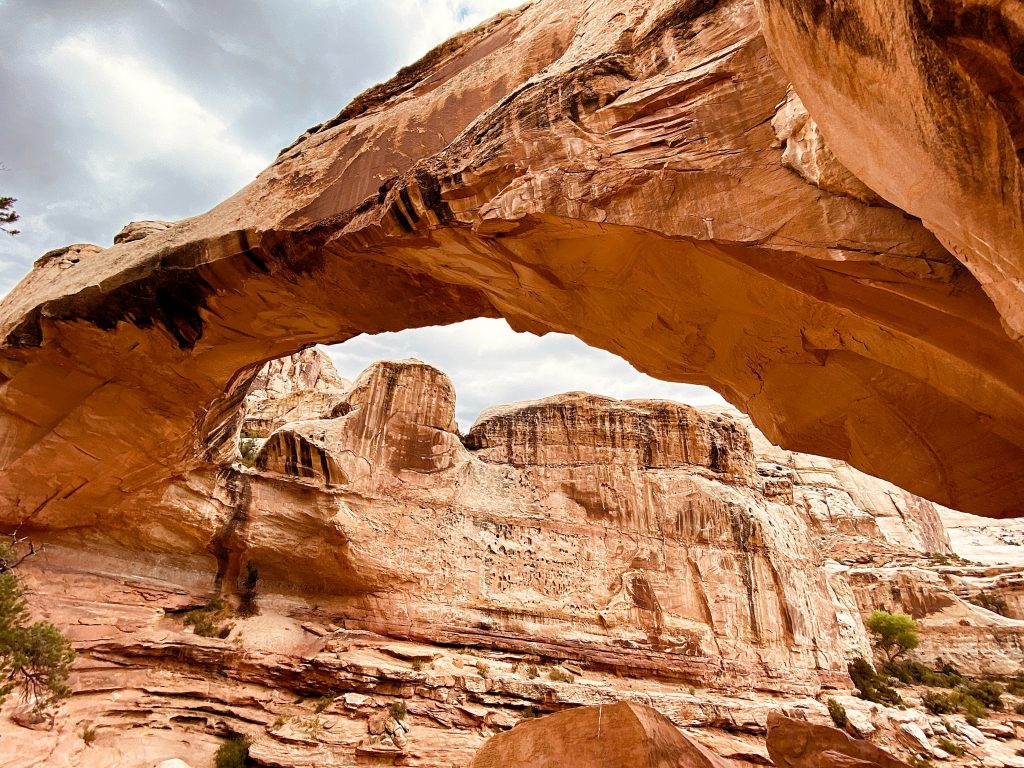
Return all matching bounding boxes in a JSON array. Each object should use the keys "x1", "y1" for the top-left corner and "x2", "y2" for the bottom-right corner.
[
  {"x1": 227, "y1": 360, "x2": 889, "y2": 691},
  {"x1": 2, "y1": 356, "x2": 1024, "y2": 767},
  {"x1": 468, "y1": 702, "x2": 730, "y2": 767},
  {"x1": 847, "y1": 565, "x2": 1024, "y2": 676},
  {"x1": 112, "y1": 220, "x2": 172, "y2": 245},
  {"x1": 766, "y1": 713, "x2": 911, "y2": 768},
  {"x1": 0, "y1": 0, "x2": 1021, "y2": 542},
  {"x1": 241, "y1": 348, "x2": 351, "y2": 438}
]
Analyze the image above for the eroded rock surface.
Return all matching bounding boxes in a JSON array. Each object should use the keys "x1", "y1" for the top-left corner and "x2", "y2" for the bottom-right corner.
[
  {"x1": 1, "y1": 357, "x2": 1023, "y2": 767},
  {"x1": 756, "y1": 0, "x2": 1024, "y2": 341},
  {"x1": 0, "y1": 0, "x2": 1021, "y2": 537},
  {"x1": 241, "y1": 348, "x2": 351, "y2": 439}
]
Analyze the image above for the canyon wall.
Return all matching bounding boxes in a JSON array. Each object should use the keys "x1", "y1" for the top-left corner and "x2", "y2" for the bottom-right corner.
[{"x1": 2, "y1": 352, "x2": 1023, "y2": 767}]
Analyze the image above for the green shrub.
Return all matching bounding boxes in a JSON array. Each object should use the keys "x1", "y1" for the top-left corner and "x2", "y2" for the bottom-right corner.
[
  {"x1": 936, "y1": 737, "x2": 965, "y2": 757},
  {"x1": 389, "y1": 701, "x2": 407, "y2": 721},
  {"x1": 1006, "y1": 672, "x2": 1024, "y2": 696},
  {"x1": 525, "y1": 664, "x2": 539, "y2": 679},
  {"x1": 183, "y1": 597, "x2": 233, "y2": 639},
  {"x1": 0, "y1": 542, "x2": 76, "y2": 714},
  {"x1": 215, "y1": 737, "x2": 251, "y2": 768},
  {"x1": 411, "y1": 659, "x2": 424, "y2": 672},
  {"x1": 970, "y1": 592, "x2": 1010, "y2": 617},
  {"x1": 882, "y1": 658, "x2": 965, "y2": 689},
  {"x1": 922, "y1": 691, "x2": 957, "y2": 715},
  {"x1": 313, "y1": 696, "x2": 333, "y2": 714},
  {"x1": 238, "y1": 438, "x2": 260, "y2": 467},
  {"x1": 521, "y1": 706, "x2": 537, "y2": 718},
  {"x1": 959, "y1": 679, "x2": 1003, "y2": 710},
  {"x1": 849, "y1": 657, "x2": 901, "y2": 705},
  {"x1": 826, "y1": 698, "x2": 848, "y2": 729},
  {"x1": 908, "y1": 756, "x2": 932, "y2": 768},
  {"x1": 922, "y1": 689, "x2": 988, "y2": 721},
  {"x1": 237, "y1": 562, "x2": 260, "y2": 618},
  {"x1": 80, "y1": 723, "x2": 97, "y2": 745},
  {"x1": 866, "y1": 610, "x2": 919, "y2": 662},
  {"x1": 476, "y1": 661, "x2": 490, "y2": 678}
]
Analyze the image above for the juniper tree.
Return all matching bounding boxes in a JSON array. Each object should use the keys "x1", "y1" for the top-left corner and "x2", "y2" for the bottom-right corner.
[{"x1": 0, "y1": 537, "x2": 76, "y2": 713}]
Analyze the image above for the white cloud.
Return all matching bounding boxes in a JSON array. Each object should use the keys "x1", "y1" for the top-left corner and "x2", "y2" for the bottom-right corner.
[
  {"x1": 322, "y1": 319, "x2": 727, "y2": 431},
  {"x1": 42, "y1": 34, "x2": 265, "y2": 199}
]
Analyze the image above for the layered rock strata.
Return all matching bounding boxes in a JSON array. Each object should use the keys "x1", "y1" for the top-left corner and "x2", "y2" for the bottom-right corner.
[{"x1": 2, "y1": 355, "x2": 1023, "y2": 767}]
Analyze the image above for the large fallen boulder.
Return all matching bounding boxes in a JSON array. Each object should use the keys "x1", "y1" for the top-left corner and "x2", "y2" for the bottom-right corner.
[
  {"x1": 468, "y1": 702, "x2": 730, "y2": 767},
  {"x1": 766, "y1": 712, "x2": 911, "y2": 768}
]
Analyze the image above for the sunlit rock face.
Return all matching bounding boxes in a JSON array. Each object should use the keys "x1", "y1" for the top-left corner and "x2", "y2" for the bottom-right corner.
[
  {"x1": 0, "y1": 0, "x2": 1021, "y2": 541},
  {"x1": 756, "y1": 0, "x2": 1024, "y2": 342},
  {"x1": 467, "y1": 702, "x2": 731, "y2": 768},
  {"x1": 766, "y1": 712, "x2": 911, "y2": 768},
  {"x1": 4, "y1": 355, "x2": 1024, "y2": 768},
  {"x1": 211, "y1": 358, "x2": 970, "y2": 692}
]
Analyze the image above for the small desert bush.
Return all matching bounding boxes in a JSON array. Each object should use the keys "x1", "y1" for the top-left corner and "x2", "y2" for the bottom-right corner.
[
  {"x1": 389, "y1": 700, "x2": 407, "y2": 721},
  {"x1": 215, "y1": 736, "x2": 251, "y2": 768},
  {"x1": 80, "y1": 723, "x2": 97, "y2": 745},
  {"x1": 922, "y1": 689, "x2": 988, "y2": 722},
  {"x1": 936, "y1": 737, "x2": 965, "y2": 757},
  {"x1": 826, "y1": 698, "x2": 848, "y2": 729},
  {"x1": 313, "y1": 696, "x2": 333, "y2": 714},
  {"x1": 183, "y1": 597, "x2": 234, "y2": 639},
  {"x1": 547, "y1": 668, "x2": 574, "y2": 683},
  {"x1": 848, "y1": 657, "x2": 901, "y2": 705},
  {"x1": 970, "y1": 592, "x2": 1010, "y2": 617}
]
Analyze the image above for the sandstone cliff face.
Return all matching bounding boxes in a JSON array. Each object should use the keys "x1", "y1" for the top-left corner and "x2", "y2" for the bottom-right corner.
[
  {"x1": 229, "y1": 359, "x2": 877, "y2": 692},
  {"x1": 0, "y1": 0, "x2": 1021, "y2": 539},
  {"x1": 2, "y1": 355, "x2": 1023, "y2": 768},
  {"x1": 756, "y1": 0, "x2": 1024, "y2": 342}
]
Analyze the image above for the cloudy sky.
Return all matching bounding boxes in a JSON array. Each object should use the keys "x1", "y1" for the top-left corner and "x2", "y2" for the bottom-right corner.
[{"x1": 0, "y1": 0, "x2": 725, "y2": 428}]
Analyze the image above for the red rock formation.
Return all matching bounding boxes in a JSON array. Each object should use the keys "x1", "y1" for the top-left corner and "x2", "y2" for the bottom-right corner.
[
  {"x1": 0, "y1": 357, "x2": 1021, "y2": 767},
  {"x1": 241, "y1": 348, "x2": 351, "y2": 438},
  {"x1": 766, "y1": 712, "x2": 911, "y2": 768},
  {"x1": 183, "y1": 359, "x2": 972, "y2": 693},
  {"x1": 468, "y1": 702, "x2": 730, "y2": 767},
  {"x1": 0, "y1": 0, "x2": 1021, "y2": 542}
]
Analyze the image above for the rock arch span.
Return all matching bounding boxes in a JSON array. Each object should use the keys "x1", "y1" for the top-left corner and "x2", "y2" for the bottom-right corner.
[{"x1": 0, "y1": 0, "x2": 1022, "y2": 545}]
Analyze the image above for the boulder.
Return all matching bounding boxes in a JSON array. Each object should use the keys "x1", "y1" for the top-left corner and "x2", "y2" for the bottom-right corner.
[
  {"x1": 766, "y1": 712, "x2": 911, "y2": 768},
  {"x1": 468, "y1": 702, "x2": 730, "y2": 767}
]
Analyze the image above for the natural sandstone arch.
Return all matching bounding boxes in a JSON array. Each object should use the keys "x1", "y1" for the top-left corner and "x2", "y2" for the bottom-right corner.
[{"x1": 0, "y1": 0, "x2": 1023, "y2": 545}]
